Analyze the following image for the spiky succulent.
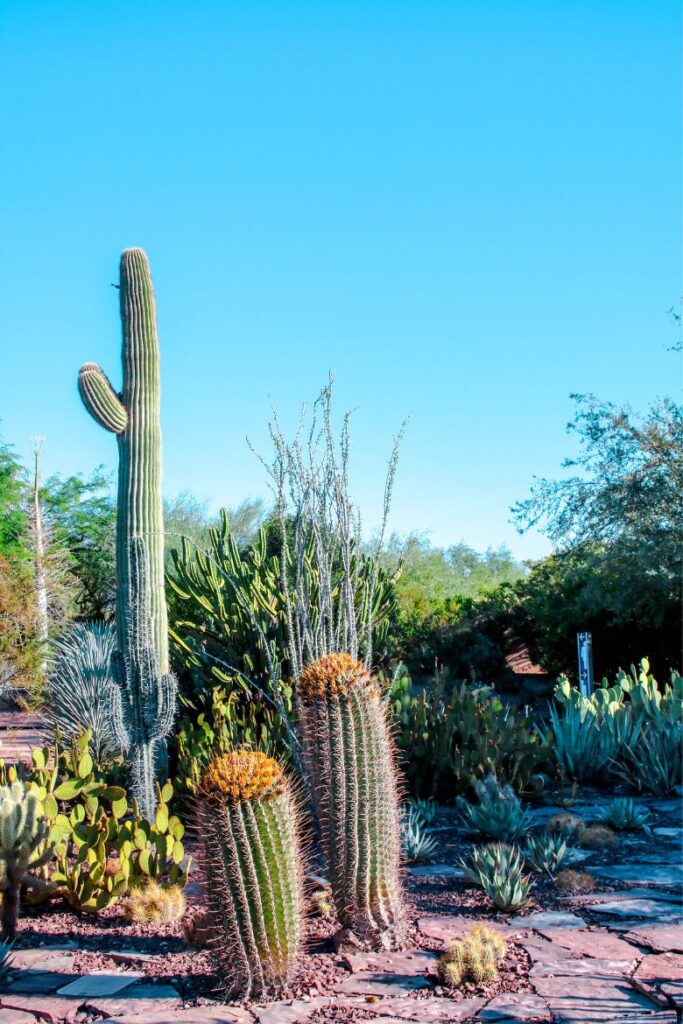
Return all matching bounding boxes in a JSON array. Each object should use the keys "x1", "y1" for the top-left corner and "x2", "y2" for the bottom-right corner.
[
  {"x1": 410, "y1": 798, "x2": 437, "y2": 826},
  {"x1": 460, "y1": 842, "x2": 532, "y2": 912},
  {"x1": 197, "y1": 750, "x2": 304, "y2": 999},
  {"x1": 524, "y1": 833, "x2": 568, "y2": 877},
  {"x1": 458, "y1": 774, "x2": 533, "y2": 842},
  {"x1": 297, "y1": 654, "x2": 404, "y2": 949},
  {"x1": 45, "y1": 623, "x2": 119, "y2": 763},
  {"x1": 0, "y1": 781, "x2": 51, "y2": 939},
  {"x1": 401, "y1": 806, "x2": 437, "y2": 864},
  {"x1": 437, "y1": 925, "x2": 506, "y2": 988},
  {"x1": 0, "y1": 940, "x2": 13, "y2": 983},
  {"x1": 598, "y1": 797, "x2": 650, "y2": 832},
  {"x1": 124, "y1": 879, "x2": 186, "y2": 925}
]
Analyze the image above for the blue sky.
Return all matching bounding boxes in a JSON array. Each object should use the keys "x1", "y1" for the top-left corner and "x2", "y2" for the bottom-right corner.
[{"x1": 1, "y1": 1, "x2": 680, "y2": 561}]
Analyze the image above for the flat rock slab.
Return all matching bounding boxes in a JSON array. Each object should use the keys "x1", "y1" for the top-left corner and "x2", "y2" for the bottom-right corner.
[
  {"x1": 342, "y1": 950, "x2": 438, "y2": 976},
  {"x1": 509, "y1": 911, "x2": 586, "y2": 930},
  {"x1": 255, "y1": 997, "x2": 332, "y2": 1024},
  {"x1": 580, "y1": 889, "x2": 683, "y2": 905},
  {"x1": 590, "y1": 864, "x2": 683, "y2": 887},
  {"x1": 653, "y1": 828, "x2": 683, "y2": 840},
  {"x1": 7, "y1": 949, "x2": 76, "y2": 971},
  {"x1": 0, "y1": 1010, "x2": 36, "y2": 1024},
  {"x1": 518, "y1": 936, "x2": 575, "y2": 964},
  {"x1": 102, "y1": 1007, "x2": 255, "y2": 1024},
  {"x1": 532, "y1": 975, "x2": 661, "y2": 1022},
  {"x1": 418, "y1": 916, "x2": 517, "y2": 942},
  {"x1": 625, "y1": 925, "x2": 683, "y2": 954},
  {"x1": 0, "y1": 994, "x2": 84, "y2": 1023},
  {"x1": 530, "y1": 958, "x2": 632, "y2": 978},
  {"x1": 6, "y1": 967, "x2": 80, "y2": 995},
  {"x1": 590, "y1": 899, "x2": 682, "y2": 921},
  {"x1": 536, "y1": 927, "x2": 639, "y2": 961},
  {"x1": 337, "y1": 971, "x2": 434, "y2": 998},
  {"x1": 479, "y1": 992, "x2": 551, "y2": 1021},
  {"x1": 85, "y1": 982, "x2": 182, "y2": 1018},
  {"x1": 408, "y1": 864, "x2": 466, "y2": 879},
  {"x1": 58, "y1": 969, "x2": 144, "y2": 997},
  {"x1": 362, "y1": 995, "x2": 484, "y2": 1021},
  {"x1": 635, "y1": 953, "x2": 683, "y2": 986}
]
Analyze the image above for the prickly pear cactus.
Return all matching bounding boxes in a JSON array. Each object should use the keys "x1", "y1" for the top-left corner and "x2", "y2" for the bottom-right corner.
[
  {"x1": 297, "y1": 653, "x2": 404, "y2": 949},
  {"x1": 197, "y1": 750, "x2": 303, "y2": 999}
]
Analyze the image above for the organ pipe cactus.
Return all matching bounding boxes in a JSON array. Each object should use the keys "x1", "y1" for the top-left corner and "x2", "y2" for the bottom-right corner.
[
  {"x1": 197, "y1": 750, "x2": 303, "y2": 1000},
  {"x1": 0, "y1": 781, "x2": 51, "y2": 939},
  {"x1": 297, "y1": 653, "x2": 404, "y2": 950},
  {"x1": 78, "y1": 249, "x2": 176, "y2": 813}
]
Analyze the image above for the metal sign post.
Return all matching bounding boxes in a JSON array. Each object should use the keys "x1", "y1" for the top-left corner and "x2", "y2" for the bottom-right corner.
[{"x1": 577, "y1": 632, "x2": 594, "y2": 698}]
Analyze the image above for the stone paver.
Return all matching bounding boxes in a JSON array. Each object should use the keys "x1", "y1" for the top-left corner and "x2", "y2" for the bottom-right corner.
[
  {"x1": 532, "y1": 974, "x2": 661, "y2": 1022},
  {"x1": 255, "y1": 997, "x2": 331, "y2": 1024},
  {"x1": 518, "y1": 936, "x2": 575, "y2": 963},
  {"x1": 408, "y1": 864, "x2": 466, "y2": 879},
  {"x1": 57, "y1": 968, "x2": 144, "y2": 997},
  {"x1": 479, "y1": 992, "x2": 551, "y2": 1021},
  {"x1": 102, "y1": 1008, "x2": 255, "y2": 1024},
  {"x1": 85, "y1": 981, "x2": 182, "y2": 1018},
  {"x1": 625, "y1": 925, "x2": 683, "y2": 954},
  {"x1": 6, "y1": 965, "x2": 79, "y2": 995},
  {"x1": 362, "y1": 995, "x2": 484, "y2": 1020},
  {"x1": 418, "y1": 916, "x2": 517, "y2": 942},
  {"x1": 6, "y1": 949, "x2": 76, "y2": 971},
  {"x1": 537, "y1": 927, "x2": 641, "y2": 961},
  {"x1": 508, "y1": 911, "x2": 585, "y2": 930},
  {"x1": 0, "y1": 1012, "x2": 36, "y2": 1024},
  {"x1": 530, "y1": 958, "x2": 632, "y2": 978},
  {"x1": 589, "y1": 863, "x2": 683, "y2": 887},
  {"x1": 589, "y1": 899, "x2": 682, "y2": 921},
  {"x1": 0, "y1": 994, "x2": 83, "y2": 1023}
]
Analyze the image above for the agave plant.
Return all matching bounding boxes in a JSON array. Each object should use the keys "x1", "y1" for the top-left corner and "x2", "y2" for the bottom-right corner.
[
  {"x1": 598, "y1": 797, "x2": 650, "y2": 831},
  {"x1": 458, "y1": 774, "x2": 532, "y2": 841},
  {"x1": 410, "y1": 798, "x2": 438, "y2": 826},
  {"x1": 45, "y1": 623, "x2": 120, "y2": 764},
  {"x1": 524, "y1": 833, "x2": 568, "y2": 877},
  {"x1": 401, "y1": 806, "x2": 437, "y2": 864},
  {"x1": 460, "y1": 843, "x2": 532, "y2": 912},
  {"x1": 0, "y1": 940, "x2": 12, "y2": 983},
  {"x1": 614, "y1": 717, "x2": 683, "y2": 796},
  {"x1": 547, "y1": 702, "x2": 614, "y2": 783}
]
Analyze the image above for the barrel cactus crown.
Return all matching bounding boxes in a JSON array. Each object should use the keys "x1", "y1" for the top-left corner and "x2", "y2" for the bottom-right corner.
[
  {"x1": 78, "y1": 249, "x2": 176, "y2": 817},
  {"x1": 297, "y1": 653, "x2": 404, "y2": 950},
  {"x1": 197, "y1": 750, "x2": 304, "y2": 1000}
]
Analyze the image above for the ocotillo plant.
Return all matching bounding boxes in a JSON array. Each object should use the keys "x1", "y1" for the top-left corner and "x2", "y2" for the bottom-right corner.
[
  {"x1": 0, "y1": 781, "x2": 50, "y2": 940},
  {"x1": 297, "y1": 653, "x2": 404, "y2": 949},
  {"x1": 78, "y1": 248, "x2": 175, "y2": 810},
  {"x1": 197, "y1": 750, "x2": 303, "y2": 1000}
]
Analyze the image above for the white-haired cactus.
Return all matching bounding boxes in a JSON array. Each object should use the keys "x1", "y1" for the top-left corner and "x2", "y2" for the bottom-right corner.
[
  {"x1": 78, "y1": 249, "x2": 176, "y2": 812},
  {"x1": 0, "y1": 781, "x2": 50, "y2": 939},
  {"x1": 197, "y1": 750, "x2": 304, "y2": 1000},
  {"x1": 297, "y1": 654, "x2": 404, "y2": 950}
]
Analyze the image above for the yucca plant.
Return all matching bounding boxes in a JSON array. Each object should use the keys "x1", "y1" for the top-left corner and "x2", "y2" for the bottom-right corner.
[
  {"x1": 298, "y1": 654, "x2": 404, "y2": 948},
  {"x1": 45, "y1": 623, "x2": 120, "y2": 763},
  {"x1": 0, "y1": 781, "x2": 52, "y2": 939},
  {"x1": 598, "y1": 797, "x2": 650, "y2": 831},
  {"x1": 197, "y1": 750, "x2": 304, "y2": 999},
  {"x1": 401, "y1": 806, "x2": 437, "y2": 864},
  {"x1": 525, "y1": 833, "x2": 568, "y2": 878},
  {"x1": 458, "y1": 774, "x2": 532, "y2": 841},
  {"x1": 460, "y1": 843, "x2": 532, "y2": 912},
  {"x1": 437, "y1": 925, "x2": 506, "y2": 988}
]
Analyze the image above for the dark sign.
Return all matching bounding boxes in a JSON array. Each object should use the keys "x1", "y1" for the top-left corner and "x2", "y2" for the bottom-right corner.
[{"x1": 577, "y1": 632, "x2": 594, "y2": 698}]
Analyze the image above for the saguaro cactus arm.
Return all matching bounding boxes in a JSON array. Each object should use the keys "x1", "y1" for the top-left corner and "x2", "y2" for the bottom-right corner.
[{"x1": 78, "y1": 363, "x2": 128, "y2": 434}]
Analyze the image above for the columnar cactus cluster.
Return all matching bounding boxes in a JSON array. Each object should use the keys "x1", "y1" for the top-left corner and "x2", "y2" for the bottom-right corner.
[
  {"x1": 197, "y1": 750, "x2": 304, "y2": 999},
  {"x1": 78, "y1": 249, "x2": 176, "y2": 816},
  {"x1": 297, "y1": 653, "x2": 404, "y2": 949},
  {"x1": 0, "y1": 781, "x2": 50, "y2": 939}
]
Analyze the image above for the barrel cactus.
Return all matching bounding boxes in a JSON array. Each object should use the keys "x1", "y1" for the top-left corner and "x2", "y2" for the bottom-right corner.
[
  {"x1": 78, "y1": 248, "x2": 176, "y2": 815},
  {"x1": 297, "y1": 653, "x2": 404, "y2": 949},
  {"x1": 0, "y1": 781, "x2": 50, "y2": 939},
  {"x1": 197, "y1": 750, "x2": 303, "y2": 999}
]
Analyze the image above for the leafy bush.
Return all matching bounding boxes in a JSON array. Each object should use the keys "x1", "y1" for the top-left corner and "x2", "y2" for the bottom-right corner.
[
  {"x1": 437, "y1": 925, "x2": 506, "y2": 988},
  {"x1": 460, "y1": 843, "x2": 532, "y2": 912},
  {"x1": 458, "y1": 775, "x2": 533, "y2": 841},
  {"x1": 524, "y1": 833, "x2": 568, "y2": 877},
  {"x1": 598, "y1": 797, "x2": 650, "y2": 831},
  {"x1": 389, "y1": 668, "x2": 550, "y2": 801},
  {"x1": 401, "y1": 807, "x2": 437, "y2": 864}
]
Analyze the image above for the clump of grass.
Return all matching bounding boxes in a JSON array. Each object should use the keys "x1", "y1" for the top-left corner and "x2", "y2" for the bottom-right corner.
[
  {"x1": 546, "y1": 813, "x2": 585, "y2": 839},
  {"x1": 578, "y1": 824, "x2": 617, "y2": 850},
  {"x1": 437, "y1": 925, "x2": 506, "y2": 988},
  {"x1": 123, "y1": 880, "x2": 186, "y2": 925},
  {"x1": 555, "y1": 869, "x2": 597, "y2": 894}
]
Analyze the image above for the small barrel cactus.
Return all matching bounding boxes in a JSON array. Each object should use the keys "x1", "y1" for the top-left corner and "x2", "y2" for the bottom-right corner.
[
  {"x1": 437, "y1": 925, "x2": 506, "y2": 988},
  {"x1": 297, "y1": 653, "x2": 404, "y2": 949},
  {"x1": 197, "y1": 750, "x2": 303, "y2": 1000},
  {"x1": 0, "y1": 782, "x2": 50, "y2": 939}
]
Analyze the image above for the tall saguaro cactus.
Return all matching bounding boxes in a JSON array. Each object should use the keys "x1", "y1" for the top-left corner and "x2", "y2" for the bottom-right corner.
[{"x1": 78, "y1": 249, "x2": 175, "y2": 814}]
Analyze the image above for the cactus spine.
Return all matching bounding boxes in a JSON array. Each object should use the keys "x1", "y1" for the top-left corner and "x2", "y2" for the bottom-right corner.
[
  {"x1": 297, "y1": 654, "x2": 404, "y2": 949},
  {"x1": 0, "y1": 782, "x2": 50, "y2": 939},
  {"x1": 78, "y1": 249, "x2": 176, "y2": 816},
  {"x1": 197, "y1": 750, "x2": 303, "y2": 1000}
]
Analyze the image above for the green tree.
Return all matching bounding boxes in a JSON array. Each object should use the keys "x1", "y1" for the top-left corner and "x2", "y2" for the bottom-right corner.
[
  {"x1": 0, "y1": 436, "x2": 29, "y2": 558},
  {"x1": 512, "y1": 394, "x2": 682, "y2": 677}
]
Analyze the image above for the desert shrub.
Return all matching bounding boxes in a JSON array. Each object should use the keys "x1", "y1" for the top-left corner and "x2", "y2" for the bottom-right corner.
[
  {"x1": 458, "y1": 775, "x2": 533, "y2": 842},
  {"x1": 555, "y1": 869, "x2": 596, "y2": 893},
  {"x1": 389, "y1": 668, "x2": 550, "y2": 801},
  {"x1": 524, "y1": 833, "x2": 568, "y2": 877},
  {"x1": 460, "y1": 843, "x2": 532, "y2": 912},
  {"x1": 437, "y1": 925, "x2": 506, "y2": 988}
]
